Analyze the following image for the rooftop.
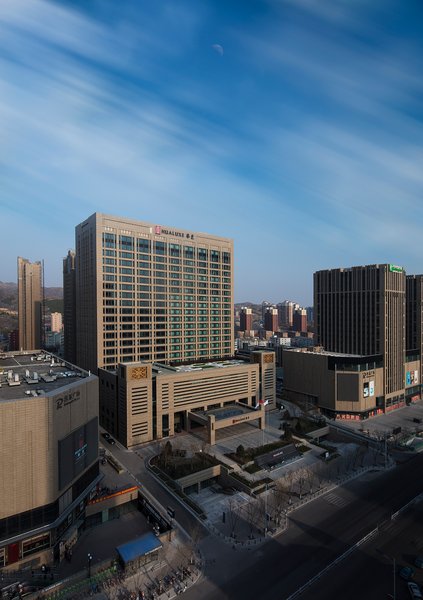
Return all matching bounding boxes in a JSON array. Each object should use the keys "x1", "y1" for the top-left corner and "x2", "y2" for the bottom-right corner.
[
  {"x1": 173, "y1": 359, "x2": 248, "y2": 373},
  {"x1": 0, "y1": 351, "x2": 92, "y2": 402},
  {"x1": 201, "y1": 404, "x2": 254, "y2": 420}
]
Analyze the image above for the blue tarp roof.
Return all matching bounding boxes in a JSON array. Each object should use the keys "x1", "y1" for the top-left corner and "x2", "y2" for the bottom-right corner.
[{"x1": 116, "y1": 532, "x2": 162, "y2": 564}]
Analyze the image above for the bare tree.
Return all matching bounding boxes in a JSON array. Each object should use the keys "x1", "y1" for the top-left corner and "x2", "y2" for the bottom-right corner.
[
  {"x1": 296, "y1": 467, "x2": 307, "y2": 500},
  {"x1": 269, "y1": 481, "x2": 289, "y2": 525},
  {"x1": 244, "y1": 498, "x2": 261, "y2": 538},
  {"x1": 313, "y1": 463, "x2": 328, "y2": 489},
  {"x1": 304, "y1": 466, "x2": 316, "y2": 494},
  {"x1": 226, "y1": 497, "x2": 241, "y2": 539},
  {"x1": 185, "y1": 522, "x2": 204, "y2": 563},
  {"x1": 283, "y1": 470, "x2": 295, "y2": 505}
]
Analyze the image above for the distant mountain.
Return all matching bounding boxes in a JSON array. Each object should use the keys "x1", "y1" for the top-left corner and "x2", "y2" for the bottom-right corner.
[
  {"x1": 0, "y1": 282, "x2": 18, "y2": 310},
  {"x1": 0, "y1": 282, "x2": 63, "y2": 310},
  {"x1": 44, "y1": 287, "x2": 63, "y2": 300}
]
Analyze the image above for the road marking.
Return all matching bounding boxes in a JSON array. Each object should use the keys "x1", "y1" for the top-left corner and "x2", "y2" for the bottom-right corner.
[{"x1": 324, "y1": 493, "x2": 350, "y2": 508}]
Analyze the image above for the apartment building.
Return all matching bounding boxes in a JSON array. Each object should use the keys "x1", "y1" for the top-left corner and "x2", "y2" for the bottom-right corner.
[{"x1": 17, "y1": 257, "x2": 43, "y2": 351}]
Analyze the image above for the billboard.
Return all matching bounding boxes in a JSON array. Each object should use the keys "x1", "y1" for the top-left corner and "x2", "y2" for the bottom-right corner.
[
  {"x1": 363, "y1": 380, "x2": 375, "y2": 398},
  {"x1": 406, "y1": 370, "x2": 419, "y2": 386},
  {"x1": 58, "y1": 417, "x2": 98, "y2": 490}
]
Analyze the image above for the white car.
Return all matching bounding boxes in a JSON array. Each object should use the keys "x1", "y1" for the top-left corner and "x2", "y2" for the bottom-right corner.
[{"x1": 408, "y1": 582, "x2": 423, "y2": 600}]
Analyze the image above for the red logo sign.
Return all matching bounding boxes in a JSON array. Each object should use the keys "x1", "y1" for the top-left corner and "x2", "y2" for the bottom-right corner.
[{"x1": 155, "y1": 226, "x2": 161, "y2": 235}]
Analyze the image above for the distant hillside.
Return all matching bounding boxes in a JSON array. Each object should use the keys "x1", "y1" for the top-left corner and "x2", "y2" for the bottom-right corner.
[
  {"x1": 0, "y1": 282, "x2": 63, "y2": 311},
  {"x1": 0, "y1": 282, "x2": 18, "y2": 310},
  {"x1": 45, "y1": 299, "x2": 64, "y2": 314}
]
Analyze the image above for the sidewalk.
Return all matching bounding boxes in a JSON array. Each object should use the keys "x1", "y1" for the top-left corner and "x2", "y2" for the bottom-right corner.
[{"x1": 41, "y1": 530, "x2": 202, "y2": 600}]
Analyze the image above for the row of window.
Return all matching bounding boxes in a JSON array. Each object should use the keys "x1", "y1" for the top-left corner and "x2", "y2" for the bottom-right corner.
[{"x1": 103, "y1": 233, "x2": 231, "y2": 262}]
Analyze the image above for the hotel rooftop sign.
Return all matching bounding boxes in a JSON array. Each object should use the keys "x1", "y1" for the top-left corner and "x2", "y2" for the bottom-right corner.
[
  {"x1": 155, "y1": 225, "x2": 194, "y2": 240},
  {"x1": 389, "y1": 264, "x2": 403, "y2": 273}
]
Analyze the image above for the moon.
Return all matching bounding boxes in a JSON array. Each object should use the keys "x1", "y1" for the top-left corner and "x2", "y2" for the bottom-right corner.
[{"x1": 212, "y1": 44, "x2": 224, "y2": 56}]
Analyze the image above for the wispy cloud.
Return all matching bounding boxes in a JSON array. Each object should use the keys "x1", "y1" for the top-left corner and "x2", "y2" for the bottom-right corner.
[{"x1": 0, "y1": 0, "x2": 421, "y2": 303}]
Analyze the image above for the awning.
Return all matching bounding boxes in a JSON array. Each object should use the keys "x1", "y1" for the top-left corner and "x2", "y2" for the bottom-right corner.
[{"x1": 116, "y1": 532, "x2": 162, "y2": 565}]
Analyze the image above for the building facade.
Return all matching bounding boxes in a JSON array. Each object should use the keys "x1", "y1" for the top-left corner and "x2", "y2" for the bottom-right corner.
[
  {"x1": 63, "y1": 250, "x2": 77, "y2": 364},
  {"x1": 264, "y1": 307, "x2": 278, "y2": 333},
  {"x1": 99, "y1": 351, "x2": 276, "y2": 448},
  {"x1": 293, "y1": 308, "x2": 307, "y2": 333},
  {"x1": 74, "y1": 213, "x2": 234, "y2": 372},
  {"x1": 17, "y1": 257, "x2": 43, "y2": 351},
  {"x1": 314, "y1": 264, "x2": 407, "y2": 410},
  {"x1": 283, "y1": 347, "x2": 420, "y2": 420},
  {"x1": 50, "y1": 312, "x2": 63, "y2": 333},
  {"x1": 0, "y1": 351, "x2": 99, "y2": 570},
  {"x1": 239, "y1": 307, "x2": 253, "y2": 332},
  {"x1": 278, "y1": 301, "x2": 298, "y2": 329}
]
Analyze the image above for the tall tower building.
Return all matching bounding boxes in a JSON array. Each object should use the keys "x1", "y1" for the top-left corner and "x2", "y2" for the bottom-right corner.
[
  {"x1": 264, "y1": 307, "x2": 278, "y2": 332},
  {"x1": 63, "y1": 250, "x2": 76, "y2": 364},
  {"x1": 50, "y1": 312, "x2": 63, "y2": 333},
  {"x1": 278, "y1": 300, "x2": 298, "y2": 329},
  {"x1": 314, "y1": 264, "x2": 406, "y2": 406},
  {"x1": 17, "y1": 257, "x2": 43, "y2": 351},
  {"x1": 74, "y1": 213, "x2": 234, "y2": 372},
  {"x1": 406, "y1": 274, "x2": 423, "y2": 384},
  {"x1": 239, "y1": 307, "x2": 253, "y2": 332},
  {"x1": 293, "y1": 308, "x2": 307, "y2": 333}
]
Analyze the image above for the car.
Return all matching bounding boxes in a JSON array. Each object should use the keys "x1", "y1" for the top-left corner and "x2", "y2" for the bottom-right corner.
[
  {"x1": 102, "y1": 432, "x2": 111, "y2": 440},
  {"x1": 222, "y1": 487, "x2": 237, "y2": 495},
  {"x1": 408, "y1": 582, "x2": 423, "y2": 599},
  {"x1": 415, "y1": 556, "x2": 423, "y2": 569},
  {"x1": 107, "y1": 437, "x2": 116, "y2": 445},
  {"x1": 399, "y1": 566, "x2": 415, "y2": 581}
]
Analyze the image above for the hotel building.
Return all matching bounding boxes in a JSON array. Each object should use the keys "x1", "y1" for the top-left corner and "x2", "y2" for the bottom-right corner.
[
  {"x1": 99, "y1": 350, "x2": 276, "y2": 448},
  {"x1": 283, "y1": 264, "x2": 422, "y2": 419},
  {"x1": 74, "y1": 213, "x2": 234, "y2": 373}
]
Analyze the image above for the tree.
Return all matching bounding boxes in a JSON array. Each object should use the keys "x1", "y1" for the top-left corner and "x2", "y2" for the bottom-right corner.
[
  {"x1": 304, "y1": 466, "x2": 316, "y2": 494},
  {"x1": 296, "y1": 468, "x2": 307, "y2": 500},
  {"x1": 244, "y1": 499, "x2": 261, "y2": 538},
  {"x1": 270, "y1": 481, "x2": 289, "y2": 526},
  {"x1": 236, "y1": 444, "x2": 246, "y2": 460},
  {"x1": 226, "y1": 498, "x2": 241, "y2": 539}
]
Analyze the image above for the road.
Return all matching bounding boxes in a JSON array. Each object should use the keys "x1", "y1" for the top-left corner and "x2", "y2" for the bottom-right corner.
[
  {"x1": 108, "y1": 437, "x2": 423, "y2": 600},
  {"x1": 300, "y1": 501, "x2": 423, "y2": 600}
]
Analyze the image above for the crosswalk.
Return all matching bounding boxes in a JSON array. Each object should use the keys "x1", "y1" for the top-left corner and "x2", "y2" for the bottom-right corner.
[{"x1": 323, "y1": 492, "x2": 351, "y2": 508}]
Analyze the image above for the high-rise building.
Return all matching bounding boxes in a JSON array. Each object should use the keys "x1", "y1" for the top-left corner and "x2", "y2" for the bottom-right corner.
[
  {"x1": 264, "y1": 307, "x2": 278, "y2": 333},
  {"x1": 239, "y1": 307, "x2": 253, "y2": 332},
  {"x1": 74, "y1": 213, "x2": 234, "y2": 372},
  {"x1": 314, "y1": 264, "x2": 406, "y2": 407},
  {"x1": 293, "y1": 308, "x2": 307, "y2": 333},
  {"x1": 50, "y1": 312, "x2": 63, "y2": 333},
  {"x1": 406, "y1": 274, "x2": 423, "y2": 379},
  {"x1": 63, "y1": 250, "x2": 76, "y2": 364},
  {"x1": 17, "y1": 257, "x2": 43, "y2": 351},
  {"x1": 278, "y1": 300, "x2": 298, "y2": 329}
]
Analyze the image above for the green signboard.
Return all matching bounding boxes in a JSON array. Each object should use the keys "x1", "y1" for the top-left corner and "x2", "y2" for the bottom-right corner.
[{"x1": 389, "y1": 264, "x2": 403, "y2": 273}]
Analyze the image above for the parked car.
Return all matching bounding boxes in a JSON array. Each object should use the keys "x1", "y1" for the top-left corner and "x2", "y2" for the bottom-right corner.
[
  {"x1": 107, "y1": 437, "x2": 116, "y2": 445},
  {"x1": 102, "y1": 432, "x2": 111, "y2": 440},
  {"x1": 222, "y1": 487, "x2": 237, "y2": 495},
  {"x1": 408, "y1": 582, "x2": 423, "y2": 599},
  {"x1": 399, "y1": 566, "x2": 415, "y2": 581}
]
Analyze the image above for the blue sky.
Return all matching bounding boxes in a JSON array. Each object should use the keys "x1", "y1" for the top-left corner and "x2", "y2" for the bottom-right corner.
[{"x1": 1, "y1": 0, "x2": 422, "y2": 305}]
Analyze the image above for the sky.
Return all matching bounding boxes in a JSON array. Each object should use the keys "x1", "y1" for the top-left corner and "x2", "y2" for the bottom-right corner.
[{"x1": 1, "y1": 0, "x2": 422, "y2": 305}]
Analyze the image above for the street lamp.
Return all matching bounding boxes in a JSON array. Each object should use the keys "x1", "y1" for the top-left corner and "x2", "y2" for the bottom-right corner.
[{"x1": 87, "y1": 553, "x2": 93, "y2": 579}]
